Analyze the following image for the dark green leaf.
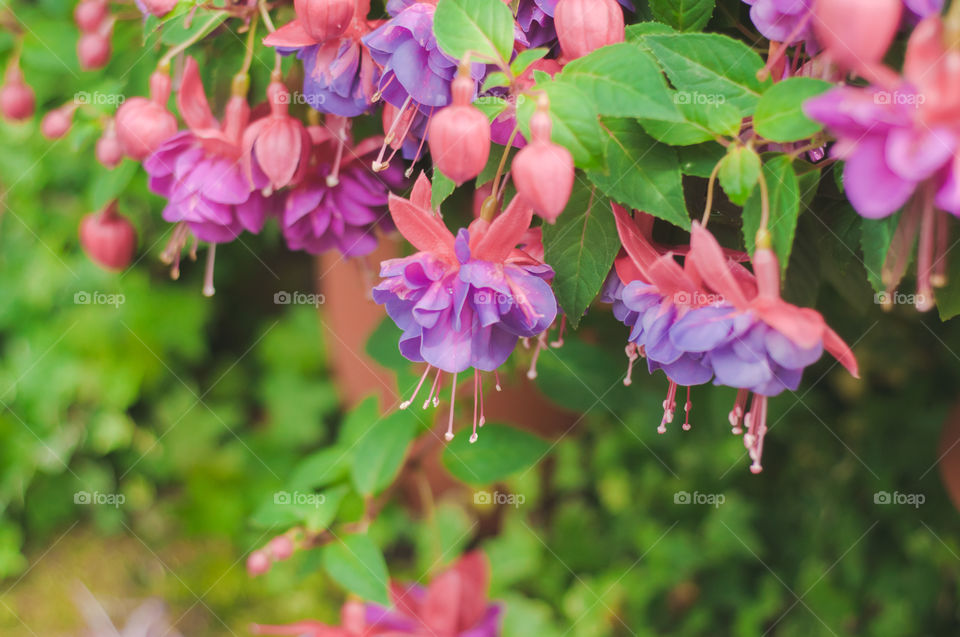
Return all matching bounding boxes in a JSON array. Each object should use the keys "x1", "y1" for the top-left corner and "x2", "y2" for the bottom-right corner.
[
  {"x1": 936, "y1": 256, "x2": 960, "y2": 321},
  {"x1": 754, "y1": 77, "x2": 833, "y2": 143},
  {"x1": 639, "y1": 100, "x2": 742, "y2": 145},
  {"x1": 648, "y1": 0, "x2": 716, "y2": 32},
  {"x1": 860, "y1": 215, "x2": 899, "y2": 293},
  {"x1": 742, "y1": 154, "x2": 799, "y2": 274},
  {"x1": 679, "y1": 142, "x2": 726, "y2": 177},
  {"x1": 349, "y1": 408, "x2": 418, "y2": 495},
  {"x1": 542, "y1": 185, "x2": 619, "y2": 328},
  {"x1": 442, "y1": 424, "x2": 549, "y2": 484},
  {"x1": 587, "y1": 118, "x2": 690, "y2": 229},
  {"x1": 322, "y1": 534, "x2": 390, "y2": 604},
  {"x1": 433, "y1": 0, "x2": 515, "y2": 65},
  {"x1": 287, "y1": 447, "x2": 350, "y2": 492},
  {"x1": 717, "y1": 145, "x2": 761, "y2": 206}
]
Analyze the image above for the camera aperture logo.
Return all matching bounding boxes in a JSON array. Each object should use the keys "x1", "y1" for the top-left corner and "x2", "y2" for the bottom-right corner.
[
  {"x1": 874, "y1": 490, "x2": 924, "y2": 508},
  {"x1": 474, "y1": 490, "x2": 525, "y2": 508},
  {"x1": 674, "y1": 490, "x2": 725, "y2": 508},
  {"x1": 74, "y1": 291, "x2": 125, "y2": 307},
  {"x1": 74, "y1": 491, "x2": 125, "y2": 508},
  {"x1": 274, "y1": 490, "x2": 326, "y2": 508},
  {"x1": 274, "y1": 291, "x2": 326, "y2": 308}
]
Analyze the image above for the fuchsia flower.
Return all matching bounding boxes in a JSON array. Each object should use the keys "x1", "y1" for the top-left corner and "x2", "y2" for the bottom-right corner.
[
  {"x1": 282, "y1": 120, "x2": 405, "y2": 256},
  {"x1": 243, "y1": 79, "x2": 312, "y2": 191},
  {"x1": 428, "y1": 69, "x2": 491, "y2": 185},
  {"x1": 253, "y1": 552, "x2": 502, "y2": 637},
  {"x1": 609, "y1": 205, "x2": 858, "y2": 473},
  {"x1": 804, "y1": 14, "x2": 960, "y2": 308},
  {"x1": 144, "y1": 57, "x2": 275, "y2": 294},
  {"x1": 373, "y1": 174, "x2": 556, "y2": 442},
  {"x1": 115, "y1": 69, "x2": 178, "y2": 160},
  {"x1": 512, "y1": 96, "x2": 574, "y2": 223},
  {"x1": 263, "y1": 0, "x2": 381, "y2": 118},
  {"x1": 554, "y1": 0, "x2": 625, "y2": 61}
]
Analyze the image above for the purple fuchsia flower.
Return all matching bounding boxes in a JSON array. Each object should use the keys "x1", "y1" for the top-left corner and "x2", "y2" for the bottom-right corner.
[
  {"x1": 373, "y1": 173, "x2": 557, "y2": 443},
  {"x1": 609, "y1": 206, "x2": 859, "y2": 473},
  {"x1": 804, "y1": 13, "x2": 960, "y2": 309},
  {"x1": 743, "y1": 0, "x2": 815, "y2": 45},
  {"x1": 282, "y1": 121, "x2": 406, "y2": 256},
  {"x1": 262, "y1": 1, "x2": 381, "y2": 117},
  {"x1": 144, "y1": 57, "x2": 275, "y2": 296}
]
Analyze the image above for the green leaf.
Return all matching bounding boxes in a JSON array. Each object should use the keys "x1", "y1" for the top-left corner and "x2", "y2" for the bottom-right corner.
[
  {"x1": 158, "y1": 9, "x2": 226, "y2": 47},
  {"x1": 432, "y1": 169, "x2": 456, "y2": 210},
  {"x1": 587, "y1": 118, "x2": 690, "y2": 230},
  {"x1": 433, "y1": 0, "x2": 515, "y2": 65},
  {"x1": 482, "y1": 71, "x2": 510, "y2": 92},
  {"x1": 679, "y1": 142, "x2": 726, "y2": 177},
  {"x1": 640, "y1": 32, "x2": 771, "y2": 113},
  {"x1": 648, "y1": 0, "x2": 716, "y2": 32},
  {"x1": 742, "y1": 154, "x2": 800, "y2": 274},
  {"x1": 937, "y1": 256, "x2": 960, "y2": 321},
  {"x1": 442, "y1": 424, "x2": 550, "y2": 485},
  {"x1": 753, "y1": 77, "x2": 833, "y2": 143},
  {"x1": 349, "y1": 408, "x2": 418, "y2": 496},
  {"x1": 860, "y1": 214, "x2": 899, "y2": 293},
  {"x1": 322, "y1": 534, "x2": 390, "y2": 605},
  {"x1": 542, "y1": 185, "x2": 619, "y2": 328},
  {"x1": 718, "y1": 145, "x2": 761, "y2": 206},
  {"x1": 510, "y1": 48, "x2": 548, "y2": 75},
  {"x1": 557, "y1": 43, "x2": 680, "y2": 121},
  {"x1": 287, "y1": 447, "x2": 350, "y2": 492},
  {"x1": 89, "y1": 160, "x2": 138, "y2": 210},
  {"x1": 250, "y1": 485, "x2": 347, "y2": 531},
  {"x1": 516, "y1": 80, "x2": 605, "y2": 171},
  {"x1": 626, "y1": 22, "x2": 678, "y2": 42},
  {"x1": 639, "y1": 100, "x2": 742, "y2": 145}
]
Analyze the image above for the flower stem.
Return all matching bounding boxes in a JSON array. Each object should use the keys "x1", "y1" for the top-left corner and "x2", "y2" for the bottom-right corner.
[
  {"x1": 702, "y1": 159, "x2": 722, "y2": 229},
  {"x1": 486, "y1": 128, "x2": 520, "y2": 221}
]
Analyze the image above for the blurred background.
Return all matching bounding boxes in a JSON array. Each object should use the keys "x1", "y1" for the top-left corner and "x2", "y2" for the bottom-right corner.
[{"x1": 2, "y1": 1, "x2": 960, "y2": 636}]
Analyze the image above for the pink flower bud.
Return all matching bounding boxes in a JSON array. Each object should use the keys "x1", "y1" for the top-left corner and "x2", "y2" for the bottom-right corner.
[
  {"x1": 40, "y1": 105, "x2": 76, "y2": 139},
  {"x1": 78, "y1": 31, "x2": 112, "y2": 71},
  {"x1": 96, "y1": 121, "x2": 123, "y2": 169},
  {"x1": 813, "y1": 0, "x2": 902, "y2": 72},
  {"x1": 427, "y1": 73, "x2": 490, "y2": 185},
  {"x1": 512, "y1": 101, "x2": 574, "y2": 223},
  {"x1": 79, "y1": 201, "x2": 137, "y2": 271},
  {"x1": 268, "y1": 536, "x2": 295, "y2": 561},
  {"x1": 241, "y1": 81, "x2": 310, "y2": 189},
  {"x1": 246, "y1": 550, "x2": 272, "y2": 576},
  {"x1": 115, "y1": 70, "x2": 177, "y2": 160},
  {"x1": 138, "y1": 0, "x2": 178, "y2": 17},
  {"x1": 294, "y1": 0, "x2": 355, "y2": 42},
  {"x1": 0, "y1": 68, "x2": 35, "y2": 122},
  {"x1": 555, "y1": 0, "x2": 624, "y2": 61},
  {"x1": 74, "y1": 0, "x2": 108, "y2": 31}
]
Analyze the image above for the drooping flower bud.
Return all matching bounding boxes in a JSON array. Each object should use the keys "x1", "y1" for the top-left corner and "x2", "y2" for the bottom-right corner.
[
  {"x1": 427, "y1": 70, "x2": 490, "y2": 185},
  {"x1": 0, "y1": 67, "x2": 35, "y2": 122},
  {"x1": 137, "y1": 0, "x2": 178, "y2": 17},
  {"x1": 512, "y1": 98, "x2": 574, "y2": 223},
  {"x1": 79, "y1": 201, "x2": 137, "y2": 271},
  {"x1": 74, "y1": 0, "x2": 108, "y2": 31},
  {"x1": 246, "y1": 550, "x2": 271, "y2": 577},
  {"x1": 115, "y1": 69, "x2": 177, "y2": 160},
  {"x1": 77, "y1": 28, "x2": 112, "y2": 71},
  {"x1": 241, "y1": 80, "x2": 311, "y2": 190},
  {"x1": 96, "y1": 120, "x2": 123, "y2": 168},
  {"x1": 555, "y1": 0, "x2": 625, "y2": 61},
  {"x1": 40, "y1": 104, "x2": 77, "y2": 139},
  {"x1": 813, "y1": 0, "x2": 902, "y2": 72},
  {"x1": 268, "y1": 536, "x2": 295, "y2": 561},
  {"x1": 294, "y1": 0, "x2": 355, "y2": 42}
]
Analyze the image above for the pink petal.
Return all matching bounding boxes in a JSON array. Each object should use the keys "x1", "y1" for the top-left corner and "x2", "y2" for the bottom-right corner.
[
  {"x1": 421, "y1": 570, "x2": 461, "y2": 635},
  {"x1": 178, "y1": 57, "x2": 217, "y2": 132},
  {"x1": 688, "y1": 221, "x2": 751, "y2": 308},
  {"x1": 472, "y1": 195, "x2": 534, "y2": 263},
  {"x1": 823, "y1": 326, "x2": 860, "y2": 378},
  {"x1": 453, "y1": 552, "x2": 490, "y2": 630},
  {"x1": 388, "y1": 182, "x2": 454, "y2": 258},
  {"x1": 752, "y1": 298, "x2": 825, "y2": 351},
  {"x1": 262, "y1": 19, "x2": 318, "y2": 48},
  {"x1": 611, "y1": 203, "x2": 664, "y2": 275}
]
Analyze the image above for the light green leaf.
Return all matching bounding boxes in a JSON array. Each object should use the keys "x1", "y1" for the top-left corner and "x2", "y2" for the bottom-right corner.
[
  {"x1": 433, "y1": 0, "x2": 515, "y2": 65},
  {"x1": 639, "y1": 100, "x2": 742, "y2": 145},
  {"x1": 648, "y1": 0, "x2": 716, "y2": 32},
  {"x1": 754, "y1": 77, "x2": 833, "y2": 143},
  {"x1": 482, "y1": 71, "x2": 510, "y2": 92},
  {"x1": 432, "y1": 169, "x2": 456, "y2": 209},
  {"x1": 442, "y1": 424, "x2": 550, "y2": 485},
  {"x1": 587, "y1": 118, "x2": 690, "y2": 229},
  {"x1": 89, "y1": 160, "x2": 138, "y2": 210},
  {"x1": 322, "y1": 534, "x2": 390, "y2": 605},
  {"x1": 516, "y1": 80, "x2": 605, "y2": 171},
  {"x1": 742, "y1": 154, "x2": 800, "y2": 274},
  {"x1": 510, "y1": 48, "x2": 548, "y2": 75},
  {"x1": 542, "y1": 185, "x2": 619, "y2": 328},
  {"x1": 349, "y1": 408, "x2": 418, "y2": 496},
  {"x1": 718, "y1": 145, "x2": 761, "y2": 206}
]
